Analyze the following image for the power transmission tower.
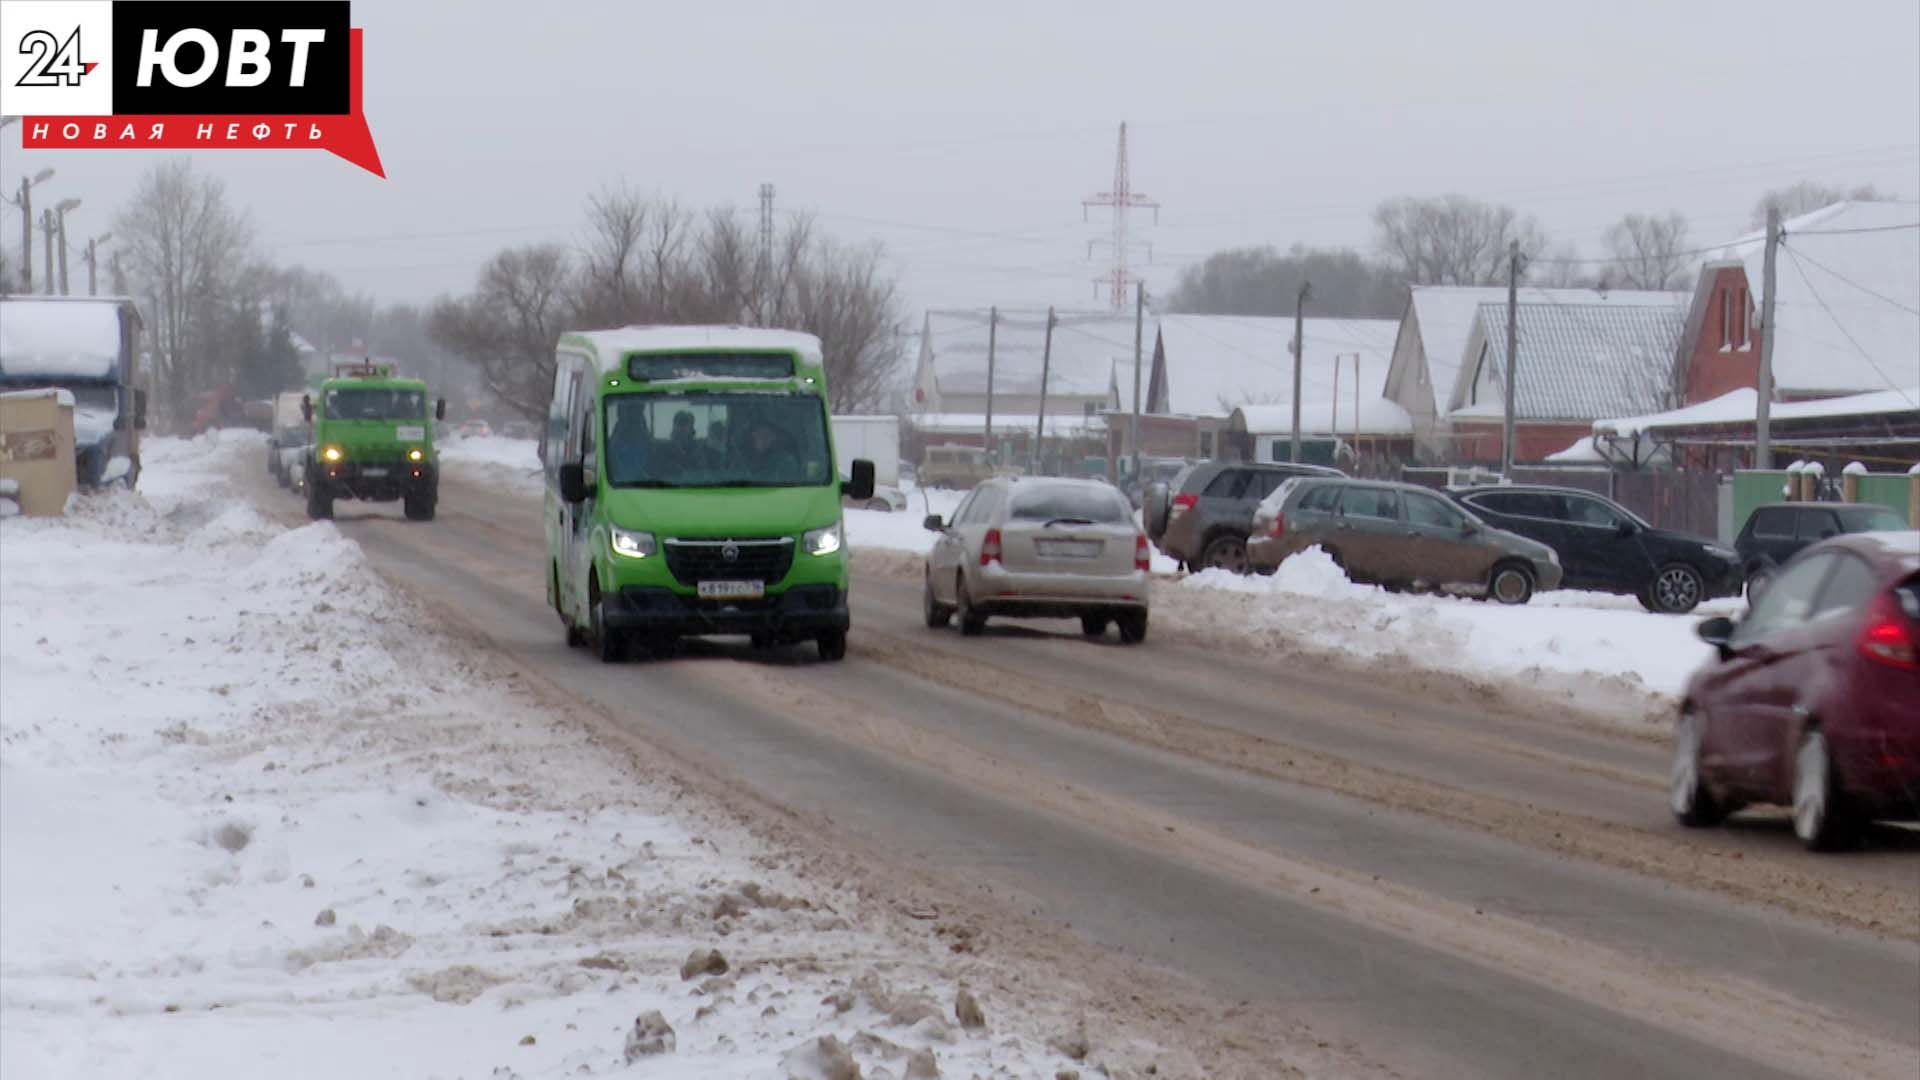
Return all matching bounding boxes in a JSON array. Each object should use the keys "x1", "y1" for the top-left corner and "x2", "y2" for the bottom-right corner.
[
  {"x1": 757, "y1": 182, "x2": 775, "y2": 323},
  {"x1": 1083, "y1": 122, "x2": 1160, "y2": 312}
]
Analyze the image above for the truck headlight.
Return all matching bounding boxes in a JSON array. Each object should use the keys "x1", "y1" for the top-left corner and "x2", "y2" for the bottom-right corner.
[
  {"x1": 610, "y1": 526, "x2": 656, "y2": 559},
  {"x1": 321, "y1": 445, "x2": 343, "y2": 462},
  {"x1": 803, "y1": 522, "x2": 842, "y2": 557},
  {"x1": 407, "y1": 447, "x2": 424, "y2": 462}
]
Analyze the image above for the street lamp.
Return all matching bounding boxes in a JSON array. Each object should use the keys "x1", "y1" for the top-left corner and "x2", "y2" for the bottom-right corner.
[
  {"x1": 85, "y1": 231, "x2": 113, "y2": 296},
  {"x1": 5, "y1": 167, "x2": 56, "y2": 292},
  {"x1": 53, "y1": 197, "x2": 80, "y2": 295}
]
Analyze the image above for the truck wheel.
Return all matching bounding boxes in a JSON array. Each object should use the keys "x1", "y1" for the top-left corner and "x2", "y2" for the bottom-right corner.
[
  {"x1": 816, "y1": 630, "x2": 848, "y2": 661},
  {"x1": 305, "y1": 479, "x2": 333, "y2": 520},
  {"x1": 404, "y1": 491, "x2": 436, "y2": 521}
]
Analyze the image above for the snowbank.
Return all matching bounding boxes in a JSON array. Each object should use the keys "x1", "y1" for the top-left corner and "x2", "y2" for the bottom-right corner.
[
  {"x1": 1167, "y1": 547, "x2": 1734, "y2": 724},
  {"x1": 438, "y1": 434, "x2": 544, "y2": 497},
  {"x1": 0, "y1": 436, "x2": 1124, "y2": 1079}
]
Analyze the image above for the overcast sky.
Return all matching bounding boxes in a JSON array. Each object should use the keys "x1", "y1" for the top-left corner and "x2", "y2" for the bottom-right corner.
[{"x1": 4, "y1": 0, "x2": 1918, "y2": 317}]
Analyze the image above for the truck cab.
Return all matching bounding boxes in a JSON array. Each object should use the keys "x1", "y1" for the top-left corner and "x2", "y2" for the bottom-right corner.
[
  {"x1": 302, "y1": 363, "x2": 445, "y2": 520},
  {"x1": 0, "y1": 296, "x2": 146, "y2": 488}
]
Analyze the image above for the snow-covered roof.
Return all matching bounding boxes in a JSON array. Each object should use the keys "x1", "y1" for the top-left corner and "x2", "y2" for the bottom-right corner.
[
  {"x1": 1404, "y1": 286, "x2": 1682, "y2": 416},
  {"x1": 1154, "y1": 315, "x2": 1402, "y2": 430},
  {"x1": 921, "y1": 310, "x2": 1129, "y2": 399},
  {"x1": 562, "y1": 326, "x2": 825, "y2": 375},
  {"x1": 907, "y1": 411, "x2": 1107, "y2": 437},
  {"x1": 1595, "y1": 385, "x2": 1920, "y2": 437},
  {"x1": 1231, "y1": 399, "x2": 1413, "y2": 436},
  {"x1": 1456, "y1": 299, "x2": 1688, "y2": 421},
  {"x1": 1695, "y1": 200, "x2": 1920, "y2": 396},
  {"x1": 0, "y1": 298, "x2": 123, "y2": 379}
]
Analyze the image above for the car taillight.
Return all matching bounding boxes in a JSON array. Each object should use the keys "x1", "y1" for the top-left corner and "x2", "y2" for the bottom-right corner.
[
  {"x1": 1134, "y1": 534, "x2": 1150, "y2": 572},
  {"x1": 980, "y1": 528, "x2": 1002, "y2": 566},
  {"x1": 1858, "y1": 593, "x2": 1919, "y2": 669},
  {"x1": 1171, "y1": 493, "x2": 1197, "y2": 517},
  {"x1": 1270, "y1": 511, "x2": 1285, "y2": 539}
]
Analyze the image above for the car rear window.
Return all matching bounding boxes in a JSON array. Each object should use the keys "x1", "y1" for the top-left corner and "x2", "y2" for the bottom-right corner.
[
  {"x1": 1340, "y1": 487, "x2": 1401, "y2": 520},
  {"x1": 1007, "y1": 484, "x2": 1130, "y2": 524},
  {"x1": 1203, "y1": 469, "x2": 1251, "y2": 498},
  {"x1": 1750, "y1": 507, "x2": 1795, "y2": 538},
  {"x1": 1836, "y1": 507, "x2": 1906, "y2": 533}
]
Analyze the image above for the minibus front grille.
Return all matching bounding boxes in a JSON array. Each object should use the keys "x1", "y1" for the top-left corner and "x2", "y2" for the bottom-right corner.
[{"x1": 663, "y1": 538, "x2": 795, "y2": 584}]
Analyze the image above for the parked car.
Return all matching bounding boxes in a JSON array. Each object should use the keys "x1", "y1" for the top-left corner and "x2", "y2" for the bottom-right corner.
[
  {"x1": 918, "y1": 444, "x2": 997, "y2": 489},
  {"x1": 1673, "y1": 532, "x2": 1919, "y2": 850},
  {"x1": 1122, "y1": 456, "x2": 1190, "y2": 510},
  {"x1": 1735, "y1": 502, "x2": 1908, "y2": 596},
  {"x1": 1143, "y1": 460, "x2": 1344, "y2": 573},
  {"x1": 1448, "y1": 485, "x2": 1742, "y2": 613},
  {"x1": 922, "y1": 477, "x2": 1151, "y2": 642},
  {"x1": 1248, "y1": 477, "x2": 1563, "y2": 604}
]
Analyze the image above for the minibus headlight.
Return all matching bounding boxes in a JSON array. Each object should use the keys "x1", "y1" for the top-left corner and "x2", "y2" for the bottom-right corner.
[
  {"x1": 610, "y1": 526, "x2": 656, "y2": 559},
  {"x1": 803, "y1": 522, "x2": 842, "y2": 557}
]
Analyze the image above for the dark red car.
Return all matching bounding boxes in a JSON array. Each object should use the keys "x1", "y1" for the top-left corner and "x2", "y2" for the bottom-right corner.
[{"x1": 1672, "y1": 531, "x2": 1920, "y2": 850}]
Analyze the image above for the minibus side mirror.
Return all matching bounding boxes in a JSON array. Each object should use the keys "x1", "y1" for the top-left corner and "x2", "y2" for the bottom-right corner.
[
  {"x1": 843, "y1": 458, "x2": 875, "y2": 501},
  {"x1": 558, "y1": 463, "x2": 588, "y2": 504}
]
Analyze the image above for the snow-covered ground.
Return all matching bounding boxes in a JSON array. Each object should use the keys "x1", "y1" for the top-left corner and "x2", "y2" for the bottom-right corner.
[
  {"x1": 0, "y1": 435, "x2": 1149, "y2": 1079},
  {"x1": 439, "y1": 433, "x2": 544, "y2": 497}
]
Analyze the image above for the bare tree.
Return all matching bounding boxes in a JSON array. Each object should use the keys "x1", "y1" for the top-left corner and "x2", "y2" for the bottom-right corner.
[
  {"x1": 1750, "y1": 181, "x2": 1896, "y2": 228},
  {"x1": 1532, "y1": 243, "x2": 1599, "y2": 289},
  {"x1": 1603, "y1": 212, "x2": 1691, "y2": 290},
  {"x1": 112, "y1": 158, "x2": 253, "y2": 429},
  {"x1": 429, "y1": 244, "x2": 573, "y2": 420},
  {"x1": 1372, "y1": 195, "x2": 1548, "y2": 286},
  {"x1": 1168, "y1": 244, "x2": 1406, "y2": 317}
]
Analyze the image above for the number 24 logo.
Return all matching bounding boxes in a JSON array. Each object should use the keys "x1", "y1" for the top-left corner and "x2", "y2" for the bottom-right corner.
[{"x1": 17, "y1": 28, "x2": 89, "y2": 87}]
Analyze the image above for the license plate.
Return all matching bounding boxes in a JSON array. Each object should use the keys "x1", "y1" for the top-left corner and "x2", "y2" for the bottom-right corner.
[
  {"x1": 698, "y1": 580, "x2": 764, "y2": 600},
  {"x1": 361, "y1": 467, "x2": 388, "y2": 477},
  {"x1": 1036, "y1": 539, "x2": 1102, "y2": 558},
  {"x1": 396, "y1": 425, "x2": 425, "y2": 441}
]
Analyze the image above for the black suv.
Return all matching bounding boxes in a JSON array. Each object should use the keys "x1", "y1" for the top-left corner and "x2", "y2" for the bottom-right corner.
[
  {"x1": 1735, "y1": 502, "x2": 1909, "y2": 595},
  {"x1": 1450, "y1": 485, "x2": 1743, "y2": 613},
  {"x1": 1146, "y1": 460, "x2": 1343, "y2": 572}
]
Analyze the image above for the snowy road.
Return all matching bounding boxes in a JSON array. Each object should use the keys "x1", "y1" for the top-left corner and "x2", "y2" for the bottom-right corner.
[{"x1": 226, "y1": 454, "x2": 1919, "y2": 1080}]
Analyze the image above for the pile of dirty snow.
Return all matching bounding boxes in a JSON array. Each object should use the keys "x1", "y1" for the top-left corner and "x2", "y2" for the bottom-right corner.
[{"x1": 439, "y1": 434, "x2": 543, "y2": 496}]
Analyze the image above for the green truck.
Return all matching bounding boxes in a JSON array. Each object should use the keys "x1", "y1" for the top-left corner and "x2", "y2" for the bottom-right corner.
[
  {"x1": 544, "y1": 327, "x2": 875, "y2": 662},
  {"x1": 302, "y1": 363, "x2": 446, "y2": 521}
]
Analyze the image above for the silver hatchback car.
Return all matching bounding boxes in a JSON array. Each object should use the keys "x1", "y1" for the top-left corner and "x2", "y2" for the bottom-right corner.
[{"x1": 923, "y1": 477, "x2": 1151, "y2": 642}]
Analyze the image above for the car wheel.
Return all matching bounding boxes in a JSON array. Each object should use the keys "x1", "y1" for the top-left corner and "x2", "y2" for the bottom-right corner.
[
  {"x1": 1488, "y1": 561, "x2": 1535, "y2": 605},
  {"x1": 816, "y1": 630, "x2": 848, "y2": 662},
  {"x1": 590, "y1": 578, "x2": 624, "y2": 664},
  {"x1": 1792, "y1": 730, "x2": 1860, "y2": 851},
  {"x1": 305, "y1": 479, "x2": 333, "y2": 520},
  {"x1": 1081, "y1": 615, "x2": 1110, "y2": 637},
  {"x1": 1670, "y1": 710, "x2": 1724, "y2": 826},
  {"x1": 1200, "y1": 534, "x2": 1250, "y2": 574},
  {"x1": 923, "y1": 572, "x2": 953, "y2": 629},
  {"x1": 957, "y1": 573, "x2": 987, "y2": 637},
  {"x1": 1116, "y1": 610, "x2": 1149, "y2": 644},
  {"x1": 1650, "y1": 563, "x2": 1705, "y2": 614}
]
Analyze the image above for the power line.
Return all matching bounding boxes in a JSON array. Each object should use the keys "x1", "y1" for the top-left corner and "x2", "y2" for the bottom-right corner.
[
  {"x1": 1780, "y1": 239, "x2": 1920, "y2": 317},
  {"x1": 1786, "y1": 222, "x2": 1920, "y2": 237},
  {"x1": 1780, "y1": 247, "x2": 1917, "y2": 405}
]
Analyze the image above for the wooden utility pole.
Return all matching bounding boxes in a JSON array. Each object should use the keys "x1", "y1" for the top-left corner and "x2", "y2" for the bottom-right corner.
[
  {"x1": 1502, "y1": 239, "x2": 1521, "y2": 479},
  {"x1": 1290, "y1": 282, "x2": 1309, "y2": 463},
  {"x1": 1756, "y1": 206, "x2": 1780, "y2": 469},
  {"x1": 41, "y1": 210, "x2": 55, "y2": 296},
  {"x1": 983, "y1": 306, "x2": 998, "y2": 465},
  {"x1": 1034, "y1": 306, "x2": 1056, "y2": 475},
  {"x1": 1130, "y1": 282, "x2": 1145, "y2": 485}
]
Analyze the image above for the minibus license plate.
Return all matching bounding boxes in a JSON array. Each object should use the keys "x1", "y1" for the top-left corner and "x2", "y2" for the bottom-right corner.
[{"x1": 699, "y1": 580, "x2": 764, "y2": 600}]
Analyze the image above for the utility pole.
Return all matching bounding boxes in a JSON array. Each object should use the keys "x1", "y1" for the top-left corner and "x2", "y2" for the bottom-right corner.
[
  {"x1": 8, "y1": 168, "x2": 54, "y2": 293},
  {"x1": 1290, "y1": 281, "x2": 1309, "y2": 464},
  {"x1": 1756, "y1": 206, "x2": 1780, "y2": 469},
  {"x1": 1034, "y1": 306, "x2": 1056, "y2": 476},
  {"x1": 1502, "y1": 239, "x2": 1521, "y2": 479},
  {"x1": 1130, "y1": 281, "x2": 1145, "y2": 486},
  {"x1": 84, "y1": 233, "x2": 111, "y2": 296},
  {"x1": 983, "y1": 306, "x2": 998, "y2": 465},
  {"x1": 41, "y1": 210, "x2": 55, "y2": 295},
  {"x1": 53, "y1": 198, "x2": 79, "y2": 296}
]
